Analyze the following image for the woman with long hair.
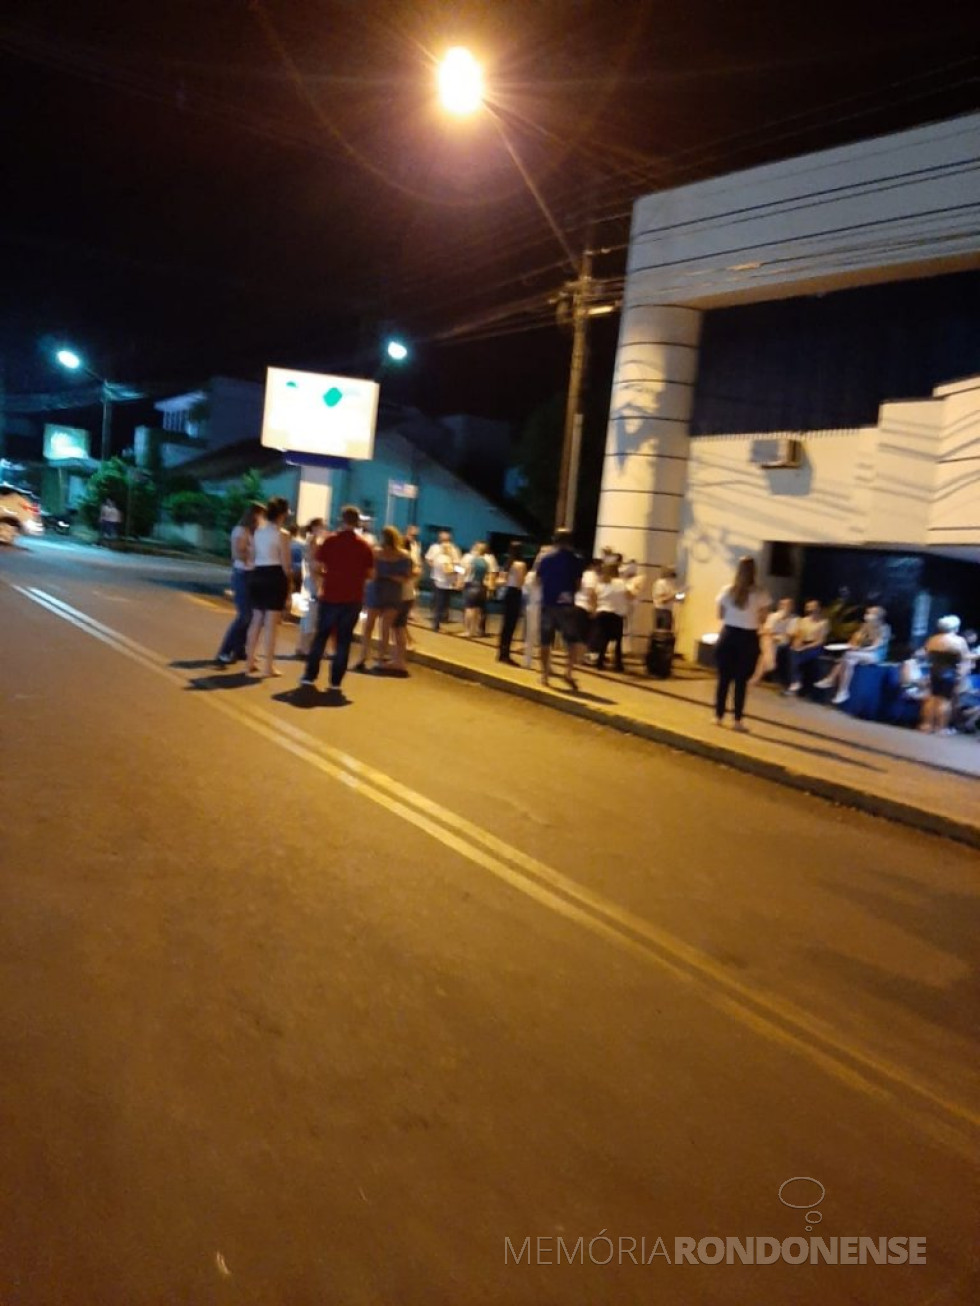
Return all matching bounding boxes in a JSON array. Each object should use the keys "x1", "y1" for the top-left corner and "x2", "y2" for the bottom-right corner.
[
  {"x1": 714, "y1": 556, "x2": 771, "y2": 730},
  {"x1": 215, "y1": 501, "x2": 263, "y2": 665},
  {"x1": 496, "y1": 541, "x2": 527, "y2": 665},
  {"x1": 461, "y1": 541, "x2": 490, "y2": 638},
  {"x1": 376, "y1": 525, "x2": 414, "y2": 674},
  {"x1": 353, "y1": 526, "x2": 412, "y2": 672},
  {"x1": 245, "y1": 496, "x2": 292, "y2": 676}
]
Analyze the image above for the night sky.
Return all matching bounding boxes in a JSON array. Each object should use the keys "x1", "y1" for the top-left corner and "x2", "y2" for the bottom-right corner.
[{"x1": 3, "y1": 0, "x2": 979, "y2": 443}]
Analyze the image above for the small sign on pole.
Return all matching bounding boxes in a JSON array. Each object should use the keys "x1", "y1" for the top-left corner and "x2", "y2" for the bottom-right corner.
[{"x1": 387, "y1": 480, "x2": 419, "y2": 499}]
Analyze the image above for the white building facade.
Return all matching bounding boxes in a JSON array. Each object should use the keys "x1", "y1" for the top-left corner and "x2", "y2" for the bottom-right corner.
[{"x1": 596, "y1": 113, "x2": 980, "y2": 655}]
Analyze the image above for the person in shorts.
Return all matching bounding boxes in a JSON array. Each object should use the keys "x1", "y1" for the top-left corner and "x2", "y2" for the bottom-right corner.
[
  {"x1": 391, "y1": 531, "x2": 422, "y2": 670},
  {"x1": 920, "y1": 614, "x2": 971, "y2": 734},
  {"x1": 536, "y1": 528, "x2": 586, "y2": 691}
]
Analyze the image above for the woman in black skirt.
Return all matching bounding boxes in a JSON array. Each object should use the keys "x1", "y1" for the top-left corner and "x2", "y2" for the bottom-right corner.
[
  {"x1": 245, "y1": 496, "x2": 292, "y2": 676},
  {"x1": 496, "y1": 541, "x2": 527, "y2": 665},
  {"x1": 714, "y1": 556, "x2": 771, "y2": 731}
]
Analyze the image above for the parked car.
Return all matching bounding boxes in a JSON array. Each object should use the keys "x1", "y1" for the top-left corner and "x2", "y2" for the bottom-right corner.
[{"x1": 0, "y1": 483, "x2": 45, "y2": 545}]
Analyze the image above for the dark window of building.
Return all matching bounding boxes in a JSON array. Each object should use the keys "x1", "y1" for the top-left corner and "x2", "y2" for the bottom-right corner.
[{"x1": 692, "y1": 270, "x2": 980, "y2": 434}]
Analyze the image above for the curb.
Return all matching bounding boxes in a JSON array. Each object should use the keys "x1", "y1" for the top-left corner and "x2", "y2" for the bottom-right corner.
[
  {"x1": 406, "y1": 646, "x2": 980, "y2": 851},
  {"x1": 201, "y1": 583, "x2": 979, "y2": 850}
]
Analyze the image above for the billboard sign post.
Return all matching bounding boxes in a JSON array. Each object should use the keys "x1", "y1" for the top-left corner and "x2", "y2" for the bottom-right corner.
[{"x1": 43, "y1": 424, "x2": 91, "y2": 462}]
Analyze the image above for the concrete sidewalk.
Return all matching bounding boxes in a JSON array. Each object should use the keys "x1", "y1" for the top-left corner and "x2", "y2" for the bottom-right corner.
[{"x1": 398, "y1": 614, "x2": 980, "y2": 849}]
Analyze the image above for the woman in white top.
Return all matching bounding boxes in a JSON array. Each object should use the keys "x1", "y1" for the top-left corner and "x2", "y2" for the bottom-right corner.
[
  {"x1": 590, "y1": 562, "x2": 630, "y2": 671},
  {"x1": 245, "y1": 496, "x2": 292, "y2": 676},
  {"x1": 714, "y1": 556, "x2": 771, "y2": 730},
  {"x1": 215, "y1": 501, "x2": 263, "y2": 665},
  {"x1": 496, "y1": 541, "x2": 527, "y2": 665},
  {"x1": 575, "y1": 557, "x2": 600, "y2": 654}
]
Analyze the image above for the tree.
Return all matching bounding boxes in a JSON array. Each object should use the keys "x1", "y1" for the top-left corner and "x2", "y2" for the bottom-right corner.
[
  {"x1": 80, "y1": 458, "x2": 159, "y2": 537},
  {"x1": 219, "y1": 470, "x2": 265, "y2": 533},
  {"x1": 163, "y1": 489, "x2": 222, "y2": 527},
  {"x1": 513, "y1": 393, "x2": 564, "y2": 532}
]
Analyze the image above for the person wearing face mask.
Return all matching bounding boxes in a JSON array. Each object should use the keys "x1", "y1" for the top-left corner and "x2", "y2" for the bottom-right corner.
[
  {"x1": 782, "y1": 599, "x2": 830, "y2": 696},
  {"x1": 816, "y1": 605, "x2": 891, "y2": 705}
]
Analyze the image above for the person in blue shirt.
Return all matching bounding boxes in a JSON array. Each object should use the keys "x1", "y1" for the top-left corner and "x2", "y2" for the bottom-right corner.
[{"x1": 535, "y1": 528, "x2": 586, "y2": 690}]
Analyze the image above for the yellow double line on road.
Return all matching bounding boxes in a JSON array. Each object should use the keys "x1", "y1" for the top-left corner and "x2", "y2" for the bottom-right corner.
[{"x1": 13, "y1": 582, "x2": 980, "y2": 1160}]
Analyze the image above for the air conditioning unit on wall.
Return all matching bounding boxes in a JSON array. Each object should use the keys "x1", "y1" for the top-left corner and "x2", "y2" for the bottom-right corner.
[{"x1": 759, "y1": 437, "x2": 803, "y2": 469}]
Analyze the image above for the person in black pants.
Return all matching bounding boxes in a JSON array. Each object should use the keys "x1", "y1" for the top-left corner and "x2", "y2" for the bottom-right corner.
[
  {"x1": 496, "y1": 542, "x2": 527, "y2": 665},
  {"x1": 590, "y1": 561, "x2": 628, "y2": 671},
  {"x1": 714, "y1": 556, "x2": 771, "y2": 731}
]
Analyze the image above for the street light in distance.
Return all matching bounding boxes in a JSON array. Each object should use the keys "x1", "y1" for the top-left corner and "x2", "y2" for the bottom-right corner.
[
  {"x1": 385, "y1": 339, "x2": 409, "y2": 363},
  {"x1": 56, "y1": 345, "x2": 115, "y2": 463}
]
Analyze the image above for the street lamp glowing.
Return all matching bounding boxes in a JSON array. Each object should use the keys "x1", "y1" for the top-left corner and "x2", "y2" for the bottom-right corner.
[
  {"x1": 386, "y1": 339, "x2": 409, "y2": 362},
  {"x1": 56, "y1": 348, "x2": 82, "y2": 371},
  {"x1": 438, "y1": 47, "x2": 483, "y2": 116}
]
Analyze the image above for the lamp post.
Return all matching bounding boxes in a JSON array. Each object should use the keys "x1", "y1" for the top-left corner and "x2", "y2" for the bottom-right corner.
[
  {"x1": 436, "y1": 49, "x2": 607, "y2": 532},
  {"x1": 55, "y1": 348, "x2": 115, "y2": 463},
  {"x1": 378, "y1": 336, "x2": 417, "y2": 527}
]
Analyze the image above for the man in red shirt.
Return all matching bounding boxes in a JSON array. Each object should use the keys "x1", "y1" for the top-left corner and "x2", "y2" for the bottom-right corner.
[{"x1": 300, "y1": 504, "x2": 375, "y2": 695}]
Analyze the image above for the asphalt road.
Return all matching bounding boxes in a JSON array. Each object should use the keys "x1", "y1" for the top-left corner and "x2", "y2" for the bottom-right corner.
[{"x1": 2, "y1": 538, "x2": 979, "y2": 1306}]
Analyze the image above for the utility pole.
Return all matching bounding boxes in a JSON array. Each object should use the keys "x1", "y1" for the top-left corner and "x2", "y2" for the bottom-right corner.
[
  {"x1": 100, "y1": 381, "x2": 113, "y2": 463},
  {"x1": 555, "y1": 246, "x2": 593, "y2": 532}
]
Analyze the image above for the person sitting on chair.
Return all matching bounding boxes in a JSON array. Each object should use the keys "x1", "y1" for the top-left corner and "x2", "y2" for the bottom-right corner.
[
  {"x1": 782, "y1": 599, "x2": 829, "y2": 695},
  {"x1": 815, "y1": 605, "x2": 891, "y2": 705}
]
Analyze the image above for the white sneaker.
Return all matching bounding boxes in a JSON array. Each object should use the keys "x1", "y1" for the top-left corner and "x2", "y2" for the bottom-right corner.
[
  {"x1": 814, "y1": 677, "x2": 834, "y2": 690},
  {"x1": 832, "y1": 690, "x2": 849, "y2": 705},
  {"x1": 783, "y1": 682, "x2": 801, "y2": 696}
]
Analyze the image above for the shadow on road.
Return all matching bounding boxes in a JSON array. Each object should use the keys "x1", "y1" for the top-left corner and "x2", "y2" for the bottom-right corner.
[
  {"x1": 272, "y1": 687, "x2": 352, "y2": 709},
  {"x1": 145, "y1": 575, "x2": 226, "y2": 596},
  {"x1": 184, "y1": 673, "x2": 261, "y2": 692},
  {"x1": 560, "y1": 687, "x2": 617, "y2": 705},
  {"x1": 171, "y1": 658, "x2": 225, "y2": 670}
]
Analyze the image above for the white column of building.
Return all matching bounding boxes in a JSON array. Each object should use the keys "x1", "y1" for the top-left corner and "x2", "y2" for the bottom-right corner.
[{"x1": 593, "y1": 302, "x2": 702, "y2": 633}]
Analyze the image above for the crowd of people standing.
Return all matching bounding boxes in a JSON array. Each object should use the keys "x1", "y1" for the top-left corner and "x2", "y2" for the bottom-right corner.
[
  {"x1": 214, "y1": 500, "x2": 425, "y2": 694},
  {"x1": 212, "y1": 504, "x2": 977, "y2": 734},
  {"x1": 213, "y1": 509, "x2": 653, "y2": 697},
  {"x1": 423, "y1": 528, "x2": 649, "y2": 689}
]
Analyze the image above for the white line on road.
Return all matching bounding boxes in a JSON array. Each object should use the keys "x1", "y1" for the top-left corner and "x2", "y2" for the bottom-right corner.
[{"x1": 12, "y1": 582, "x2": 980, "y2": 1160}]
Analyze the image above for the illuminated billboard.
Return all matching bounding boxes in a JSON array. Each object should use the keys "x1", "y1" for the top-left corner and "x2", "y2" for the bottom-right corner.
[
  {"x1": 261, "y1": 367, "x2": 379, "y2": 460},
  {"x1": 44, "y1": 424, "x2": 91, "y2": 462}
]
